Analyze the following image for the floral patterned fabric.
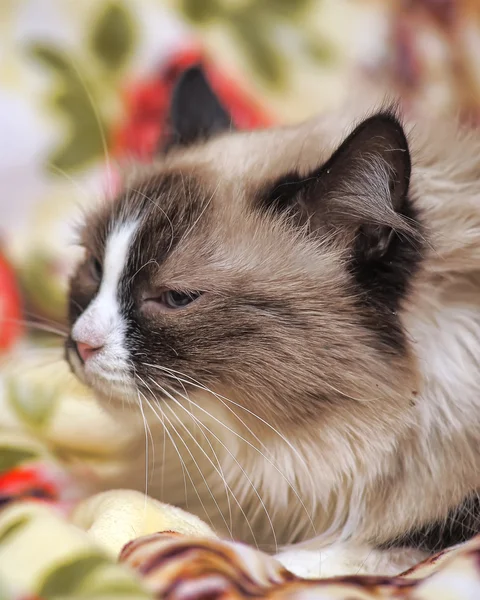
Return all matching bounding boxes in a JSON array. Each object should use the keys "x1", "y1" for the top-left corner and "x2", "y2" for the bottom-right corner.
[
  {"x1": 120, "y1": 531, "x2": 480, "y2": 599},
  {"x1": 2, "y1": 0, "x2": 480, "y2": 598}
]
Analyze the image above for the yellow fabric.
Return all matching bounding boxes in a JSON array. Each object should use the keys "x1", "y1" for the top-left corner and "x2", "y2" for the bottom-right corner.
[{"x1": 72, "y1": 489, "x2": 217, "y2": 558}]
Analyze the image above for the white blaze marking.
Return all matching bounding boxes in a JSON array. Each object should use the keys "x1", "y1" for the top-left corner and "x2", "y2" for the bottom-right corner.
[{"x1": 72, "y1": 221, "x2": 138, "y2": 368}]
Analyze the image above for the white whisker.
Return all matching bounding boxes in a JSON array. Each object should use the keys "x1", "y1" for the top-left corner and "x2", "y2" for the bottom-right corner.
[
  {"x1": 166, "y1": 376, "x2": 233, "y2": 535},
  {"x1": 137, "y1": 374, "x2": 234, "y2": 541},
  {"x1": 142, "y1": 363, "x2": 317, "y2": 536},
  {"x1": 177, "y1": 180, "x2": 220, "y2": 244},
  {"x1": 48, "y1": 163, "x2": 94, "y2": 204},
  {"x1": 155, "y1": 377, "x2": 277, "y2": 550},
  {"x1": 143, "y1": 363, "x2": 313, "y2": 482},
  {"x1": 66, "y1": 57, "x2": 114, "y2": 197},
  {"x1": 137, "y1": 387, "x2": 191, "y2": 511},
  {"x1": 2, "y1": 318, "x2": 68, "y2": 338},
  {"x1": 136, "y1": 377, "x2": 217, "y2": 532},
  {"x1": 128, "y1": 187, "x2": 175, "y2": 254},
  {"x1": 137, "y1": 391, "x2": 153, "y2": 504}
]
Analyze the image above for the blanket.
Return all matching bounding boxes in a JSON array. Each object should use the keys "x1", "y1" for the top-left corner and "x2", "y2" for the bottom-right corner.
[{"x1": 2, "y1": 1, "x2": 480, "y2": 598}]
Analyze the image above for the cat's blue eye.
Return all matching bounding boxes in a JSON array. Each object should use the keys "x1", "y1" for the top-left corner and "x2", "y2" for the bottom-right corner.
[{"x1": 161, "y1": 290, "x2": 202, "y2": 309}]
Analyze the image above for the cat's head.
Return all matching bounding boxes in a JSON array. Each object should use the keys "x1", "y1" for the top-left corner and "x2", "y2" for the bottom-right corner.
[{"x1": 66, "y1": 66, "x2": 423, "y2": 438}]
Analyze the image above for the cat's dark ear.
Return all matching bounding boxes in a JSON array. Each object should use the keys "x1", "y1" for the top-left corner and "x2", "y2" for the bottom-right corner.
[
  {"x1": 165, "y1": 65, "x2": 234, "y2": 149},
  {"x1": 264, "y1": 111, "x2": 414, "y2": 260}
]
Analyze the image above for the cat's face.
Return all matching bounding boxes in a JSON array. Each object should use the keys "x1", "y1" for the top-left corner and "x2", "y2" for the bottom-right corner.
[{"x1": 66, "y1": 67, "x2": 423, "y2": 434}]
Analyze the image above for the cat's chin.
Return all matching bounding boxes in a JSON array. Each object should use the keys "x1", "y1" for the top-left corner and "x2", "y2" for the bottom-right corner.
[
  {"x1": 65, "y1": 344, "x2": 138, "y2": 407},
  {"x1": 91, "y1": 381, "x2": 139, "y2": 410},
  {"x1": 85, "y1": 373, "x2": 173, "y2": 412}
]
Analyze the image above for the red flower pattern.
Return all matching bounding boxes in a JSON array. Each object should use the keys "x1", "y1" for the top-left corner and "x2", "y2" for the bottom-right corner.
[
  {"x1": 112, "y1": 47, "x2": 274, "y2": 160},
  {"x1": 0, "y1": 249, "x2": 22, "y2": 353},
  {"x1": 0, "y1": 466, "x2": 58, "y2": 505}
]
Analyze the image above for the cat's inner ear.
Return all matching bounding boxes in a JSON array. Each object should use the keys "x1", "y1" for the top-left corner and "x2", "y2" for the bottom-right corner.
[
  {"x1": 166, "y1": 65, "x2": 234, "y2": 148},
  {"x1": 265, "y1": 111, "x2": 413, "y2": 260}
]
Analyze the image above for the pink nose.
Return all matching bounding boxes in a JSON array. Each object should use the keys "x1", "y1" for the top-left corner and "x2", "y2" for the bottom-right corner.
[{"x1": 76, "y1": 341, "x2": 103, "y2": 363}]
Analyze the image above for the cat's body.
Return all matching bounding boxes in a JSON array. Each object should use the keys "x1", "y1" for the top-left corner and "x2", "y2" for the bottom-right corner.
[{"x1": 66, "y1": 67, "x2": 480, "y2": 576}]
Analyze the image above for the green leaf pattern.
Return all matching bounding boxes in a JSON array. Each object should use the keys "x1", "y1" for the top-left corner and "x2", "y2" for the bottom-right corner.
[
  {"x1": 177, "y1": 0, "x2": 332, "y2": 88},
  {"x1": 91, "y1": 2, "x2": 136, "y2": 72},
  {"x1": 28, "y1": 1, "x2": 136, "y2": 174},
  {"x1": 0, "y1": 516, "x2": 31, "y2": 545},
  {"x1": 39, "y1": 554, "x2": 108, "y2": 597},
  {"x1": 0, "y1": 447, "x2": 38, "y2": 472},
  {"x1": 7, "y1": 375, "x2": 57, "y2": 430}
]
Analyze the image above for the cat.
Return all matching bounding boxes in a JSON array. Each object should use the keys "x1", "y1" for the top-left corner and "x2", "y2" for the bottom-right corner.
[{"x1": 65, "y1": 65, "x2": 480, "y2": 576}]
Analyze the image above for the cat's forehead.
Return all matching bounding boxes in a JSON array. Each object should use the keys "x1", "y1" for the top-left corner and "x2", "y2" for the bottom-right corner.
[
  {"x1": 82, "y1": 166, "x2": 224, "y2": 259},
  {"x1": 81, "y1": 115, "x2": 341, "y2": 253},
  {"x1": 80, "y1": 117, "x2": 345, "y2": 271}
]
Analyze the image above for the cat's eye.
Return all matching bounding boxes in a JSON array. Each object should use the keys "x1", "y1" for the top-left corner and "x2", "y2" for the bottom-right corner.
[
  {"x1": 143, "y1": 290, "x2": 202, "y2": 311},
  {"x1": 88, "y1": 255, "x2": 103, "y2": 282},
  {"x1": 162, "y1": 290, "x2": 202, "y2": 309}
]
